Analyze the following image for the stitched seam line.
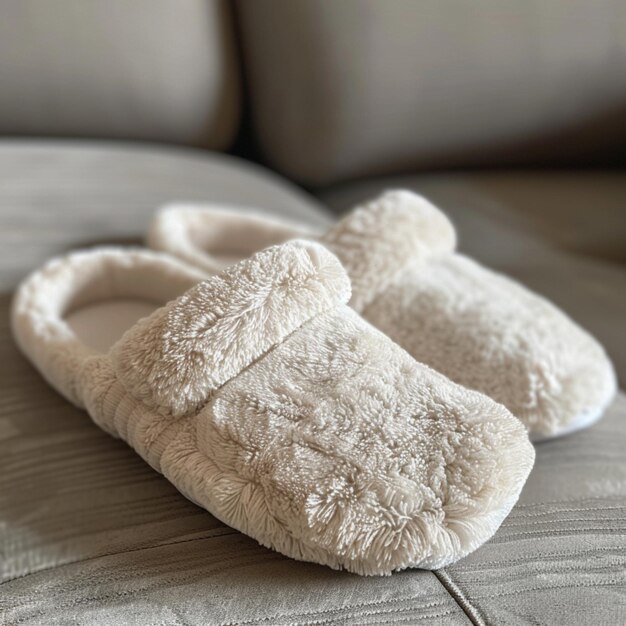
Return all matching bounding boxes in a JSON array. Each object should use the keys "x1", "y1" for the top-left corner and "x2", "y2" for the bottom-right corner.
[
  {"x1": 220, "y1": 597, "x2": 447, "y2": 626},
  {"x1": 434, "y1": 568, "x2": 486, "y2": 626},
  {"x1": 452, "y1": 545, "x2": 622, "y2": 571},
  {"x1": 513, "y1": 496, "x2": 624, "y2": 509},
  {"x1": 0, "y1": 528, "x2": 239, "y2": 586},
  {"x1": 293, "y1": 607, "x2": 456, "y2": 626}
]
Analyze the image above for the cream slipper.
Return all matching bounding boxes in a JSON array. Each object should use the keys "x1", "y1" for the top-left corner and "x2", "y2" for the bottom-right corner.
[
  {"x1": 148, "y1": 191, "x2": 617, "y2": 441},
  {"x1": 12, "y1": 242, "x2": 533, "y2": 575}
]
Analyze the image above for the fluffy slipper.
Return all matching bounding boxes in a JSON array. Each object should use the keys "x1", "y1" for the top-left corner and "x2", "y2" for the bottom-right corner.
[
  {"x1": 12, "y1": 242, "x2": 533, "y2": 575},
  {"x1": 148, "y1": 192, "x2": 617, "y2": 440}
]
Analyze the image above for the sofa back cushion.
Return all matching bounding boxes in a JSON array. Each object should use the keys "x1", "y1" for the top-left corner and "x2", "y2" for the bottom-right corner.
[
  {"x1": 0, "y1": 0, "x2": 240, "y2": 149},
  {"x1": 238, "y1": 0, "x2": 626, "y2": 185}
]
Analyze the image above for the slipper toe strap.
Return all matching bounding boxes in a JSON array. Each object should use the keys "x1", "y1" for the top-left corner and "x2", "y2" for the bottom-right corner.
[
  {"x1": 110, "y1": 241, "x2": 351, "y2": 417},
  {"x1": 323, "y1": 190, "x2": 456, "y2": 311}
]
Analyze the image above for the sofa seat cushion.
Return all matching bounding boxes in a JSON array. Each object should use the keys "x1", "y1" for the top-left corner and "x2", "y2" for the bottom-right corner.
[
  {"x1": 0, "y1": 140, "x2": 330, "y2": 291},
  {"x1": 1, "y1": 152, "x2": 624, "y2": 624}
]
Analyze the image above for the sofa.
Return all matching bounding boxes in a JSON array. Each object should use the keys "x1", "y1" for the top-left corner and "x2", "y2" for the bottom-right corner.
[{"x1": 1, "y1": 2, "x2": 625, "y2": 624}]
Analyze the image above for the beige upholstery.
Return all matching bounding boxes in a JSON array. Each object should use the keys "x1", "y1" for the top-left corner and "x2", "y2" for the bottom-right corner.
[
  {"x1": 390, "y1": 171, "x2": 626, "y2": 266},
  {"x1": 0, "y1": 1, "x2": 240, "y2": 149},
  {"x1": 0, "y1": 141, "x2": 330, "y2": 291},
  {"x1": 238, "y1": 0, "x2": 626, "y2": 184},
  {"x1": 1, "y1": 150, "x2": 624, "y2": 622}
]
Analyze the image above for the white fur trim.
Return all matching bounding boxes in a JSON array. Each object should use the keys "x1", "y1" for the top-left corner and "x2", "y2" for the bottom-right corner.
[
  {"x1": 324, "y1": 190, "x2": 456, "y2": 310},
  {"x1": 11, "y1": 248, "x2": 205, "y2": 406},
  {"x1": 148, "y1": 203, "x2": 318, "y2": 275},
  {"x1": 110, "y1": 241, "x2": 351, "y2": 417}
]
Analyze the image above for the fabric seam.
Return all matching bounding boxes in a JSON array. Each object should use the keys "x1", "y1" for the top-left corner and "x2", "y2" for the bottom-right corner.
[
  {"x1": 433, "y1": 568, "x2": 486, "y2": 626},
  {"x1": 0, "y1": 528, "x2": 238, "y2": 586}
]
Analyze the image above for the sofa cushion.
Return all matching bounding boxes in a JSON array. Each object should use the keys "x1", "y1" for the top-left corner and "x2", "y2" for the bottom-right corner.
[
  {"x1": 0, "y1": 1, "x2": 240, "y2": 148},
  {"x1": 1, "y1": 151, "x2": 624, "y2": 624},
  {"x1": 238, "y1": 0, "x2": 626, "y2": 184},
  {"x1": 0, "y1": 140, "x2": 330, "y2": 291}
]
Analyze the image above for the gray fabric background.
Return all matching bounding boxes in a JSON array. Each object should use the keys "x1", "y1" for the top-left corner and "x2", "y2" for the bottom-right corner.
[
  {"x1": 238, "y1": 0, "x2": 626, "y2": 184},
  {"x1": 0, "y1": 1, "x2": 240, "y2": 149}
]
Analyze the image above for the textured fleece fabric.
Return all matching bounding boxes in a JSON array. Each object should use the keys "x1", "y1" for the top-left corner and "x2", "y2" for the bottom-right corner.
[
  {"x1": 148, "y1": 190, "x2": 617, "y2": 440},
  {"x1": 12, "y1": 243, "x2": 534, "y2": 575}
]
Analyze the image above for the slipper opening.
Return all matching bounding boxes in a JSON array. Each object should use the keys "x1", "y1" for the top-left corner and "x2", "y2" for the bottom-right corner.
[
  {"x1": 58, "y1": 251, "x2": 201, "y2": 352},
  {"x1": 148, "y1": 206, "x2": 317, "y2": 273},
  {"x1": 12, "y1": 248, "x2": 204, "y2": 404}
]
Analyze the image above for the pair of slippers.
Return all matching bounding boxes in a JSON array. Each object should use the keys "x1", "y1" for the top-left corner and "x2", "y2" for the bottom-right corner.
[{"x1": 12, "y1": 190, "x2": 615, "y2": 576}]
